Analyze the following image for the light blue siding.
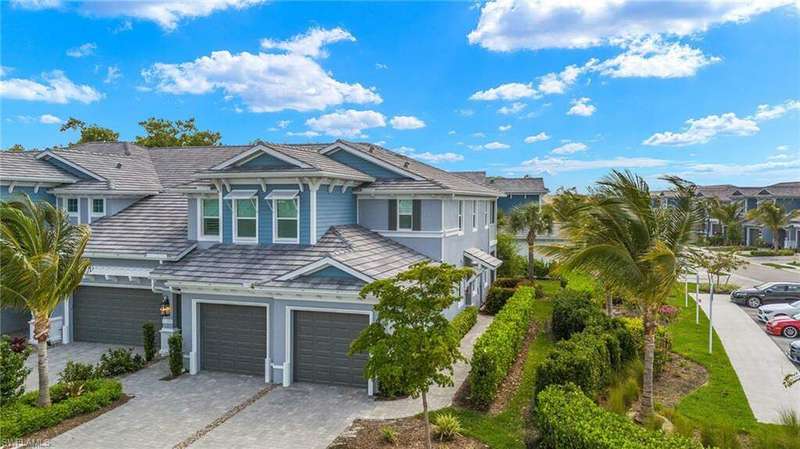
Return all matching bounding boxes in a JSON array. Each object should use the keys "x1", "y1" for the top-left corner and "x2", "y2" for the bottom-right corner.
[
  {"x1": 43, "y1": 157, "x2": 93, "y2": 180},
  {"x1": 239, "y1": 152, "x2": 296, "y2": 170},
  {"x1": 0, "y1": 185, "x2": 56, "y2": 204},
  {"x1": 306, "y1": 266, "x2": 358, "y2": 279},
  {"x1": 221, "y1": 184, "x2": 311, "y2": 245},
  {"x1": 328, "y1": 149, "x2": 407, "y2": 180},
  {"x1": 498, "y1": 194, "x2": 539, "y2": 213},
  {"x1": 316, "y1": 186, "x2": 357, "y2": 239}
]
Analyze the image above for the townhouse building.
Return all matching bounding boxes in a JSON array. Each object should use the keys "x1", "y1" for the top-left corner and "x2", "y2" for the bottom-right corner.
[{"x1": 0, "y1": 140, "x2": 504, "y2": 393}]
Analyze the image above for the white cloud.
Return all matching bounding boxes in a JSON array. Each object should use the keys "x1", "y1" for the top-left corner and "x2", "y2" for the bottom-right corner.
[
  {"x1": 375, "y1": 63, "x2": 388, "y2": 70},
  {"x1": 498, "y1": 102, "x2": 526, "y2": 115},
  {"x1": 484, "y1": 141, "x2": 510, "y2": 150},
  {"x1": 592, "y1": 37, "x2": 720, "y2": 78},
  {"x1": 472, "y1": 132, "x2": 486, "y2": 138},
  {"x1": 470, "y1": 82, "x2": 537, "y2": 101},
  {"x1": 468, "y1": 0, "x2": 795, "y2": 52},
  {"x1": 681, "y1": 158, "x2": 800, "y2": 177},
  {"x1": 66, "y1": 42, "x2": 96, "y2": 58},
  {"x1": 513, "y1": 156, "x2": 669, "y2": 175},
  {"x1": 39, "y1": 114, "x2": 62, "y2": 124},
  {"x1": 142, "y1": 29, "x2": 381, "y2": 113},
  {"x1": 81, "y1": 0, "x2": 265, "y2": 31},
  {"x1": 499, "y1": 124, "x2": 512, "y2": 132},
  {"x1": 104, "y1": 66, "x2": 121, "y2": 84},
  {"x1": 538, "y1": 64, "x2": 582, "y2": 94},
  {"x1": 457, "y1": 108, "x2": 475, "y2": 117},
  {"x1": 260, "y1": 27, "x2": 354, "y2": 59},
  {"x1": 305, "y1": 109, "x2": 386, "y2": 138},
  {"x1": 753, "y1": 100, "x2": 800, "y2": 121},
  {"x1": 524, "y1": 132, "x2": 550, "y2": 144},
  {"x1": 394, "y1": 146, "x2": 464, "y2": 163},
  {"x1": 567, "y1": 97, "x2": 595, "y2": 116},
  {"x1": 390, "y1": 115, "x2": 426, "y2": 130},
  {"x1": 644, "y1": 112, "x2": 759, "y2": 146},
  {"x1": 551, "y1": 142, "x2": 587, "y2": 154},
  {"x1": 448, "y1": 130, "x2": 456, "y2": 135},
  {"x1": 10, "y1": 0, "x2": 60, "y2": 10},
  {"x1": 0, "y1": 70, "x2": 103, "y2": 104},
  {"x1": 286, "y1": 130, "x2": 320, "y2": 137},
  {"x1": 276, "y1": 120, "x2": 291, "y2": 129}
]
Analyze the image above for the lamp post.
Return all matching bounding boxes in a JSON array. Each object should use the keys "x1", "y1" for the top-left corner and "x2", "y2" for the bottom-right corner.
[
  {"x1": 695, "y1": 271, "x2": 700, "y2": 325},
  {"x1": 708, "y1": 278, "x2": 715, "y2": 354}
]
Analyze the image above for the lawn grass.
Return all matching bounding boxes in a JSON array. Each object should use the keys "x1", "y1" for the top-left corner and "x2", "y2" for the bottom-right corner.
[
  {"x1": 441, "y1": 280, "x2": 559, "y2": 449},
  {"x1": 763, "y1": 262, "x2": 797, "y2": 270}
]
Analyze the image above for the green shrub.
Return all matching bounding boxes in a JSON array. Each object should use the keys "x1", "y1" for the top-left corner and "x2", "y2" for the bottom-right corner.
[
  {"x1": 0, "y1": 378, "x2": 122, "y2": 439},
  {"x1": 695, "y1": 282, "x2": 739, "y2": 294},
  {"x1": 606, "y1": 377, "x2": 640, "y2": 415},
  {"x1": 700, "y1": 423, "x2": 742, "y2": 449},
  {"x1": 484, "y1": 286, "x2": 516, "y2": 314},
  {"x1": 749, "y1": 249, "x2": 796, "y2": 257},
  {"x1": 493, "y1": 277, "x2": 523, "y2": 289},
  {"x1": 620, "y1": 317, "x2": 673, "y2": 378},
  {"x1": 496, "y1": 232, "x2": 527, "y2": 277},
  {"x1": 535, "y1": 384, "x2": 701, "y2": 449},
  {"x1": 0, "y1": 336, "x2": 32, "y2": 404},
  {"x1": 142, "y1": 322, "x2": 157, "y2": 362},
  {"x1": 451, "y1": 306, "x2": 478, "y2": 341},
  {"x1": 96, "y1": 348, "x2": 144, "y2": 377},
  {"x1": 168, "y1": 332, "x2": 183, "y2": 378},
  {"x1": 432, "y1": 412, "x2": 463, "y2": 442},
  {"x1": 535, "y1": 330, "x2": 612, "y2": 398},
  {"x1": 468, "y1": 286, "x2": 535, "y2": 408},
  {"x1": 551, "y1": 289, "x2": 599, "y2": 341},
  {"x1": 380, "y1": 426, "x2": 398, "y2": 445},
  {"x1": 59, "y1": 361, "x2": 97, "y2": 384}
]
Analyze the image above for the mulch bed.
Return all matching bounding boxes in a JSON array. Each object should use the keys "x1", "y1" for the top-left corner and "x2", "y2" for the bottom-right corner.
[
  {"x1": 328, "y1": 417, "x2": 489, "y2": 449},
  {"x1": 14, "y1": 394, "x2": 132, "y2": 449},
  {"x1": 629, "y1": 352, "x2": 708, "y2": 414}
]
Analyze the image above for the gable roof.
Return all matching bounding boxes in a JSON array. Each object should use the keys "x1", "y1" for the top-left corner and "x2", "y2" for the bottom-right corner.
[
  {"x1": 454, "y1": 171, "x2": 548, "y2": 194},
  {"x1": 0, "y1": 151, "x2": 78, "y2": 184},
  {"x1": 653, "y1": 181, "x2": 800, "y2": 201},
  {"x1": 41, "y1": 146, "x2": 163, "y2": 194}
]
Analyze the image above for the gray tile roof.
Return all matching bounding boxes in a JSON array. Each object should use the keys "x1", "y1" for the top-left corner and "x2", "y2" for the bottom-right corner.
[
  {"x1": 654, "y1": 181, "x2": 800, "y2": 201},
  {"x1": 151, "y1": 225, "x2": 428, "y2": 290},
  {"x1": 86, "y1": 193, "x2": 194, "y2": 260},
  {"x1": 147, "y1": 145, "x2": 251, "y2": 188},
  {"x1": 454, "y1": 171, "x2": 548, "y2": 194},
  {"x1": 336, "y1": 141, "x2": 503, "y2": 197},
  {"x1": 0, "y1": 151, "x2": 77, "y2": 183},
  {"x1": 46, "y1": 148, "x2": 163, "y2": 193}
]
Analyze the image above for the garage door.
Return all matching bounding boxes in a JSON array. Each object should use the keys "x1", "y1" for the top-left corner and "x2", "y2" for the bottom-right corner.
[
  {"x1": 293, "y1": 311, "x2": 369, "y2": 388},
  {"x1": 73, "y1": 287, "x2": 163, "y2": 346},
  {"x1": 200, "y1": 303, "x2": 266, "y2": 376}
]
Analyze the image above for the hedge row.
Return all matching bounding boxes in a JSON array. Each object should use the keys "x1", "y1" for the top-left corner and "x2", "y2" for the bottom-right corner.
[
  {"x1": 484, "y1": 286, "x2": 516, "y2": 314},
  {"x1": 535, "y1": 384, "x2": 701, "y2": 449},
  {"x1": 551, "y1": 288, "x2": 597, "y2": 341},
  {"x1": 0, "y1": 378, "x2": 122, "y2": 439},
  {"x1": 451, "y1": 306, "x2": 478, "y2": 341},
  {"x1": 468, "y1": 286, "x2": 536, "y2": 408},
  {"x1": 749, "y1": 248, "x2": 796, "y2": 257}
]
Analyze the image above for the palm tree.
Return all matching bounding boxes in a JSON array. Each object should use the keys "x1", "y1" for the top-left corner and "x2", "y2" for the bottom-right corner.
[
  {"x1": 706, "y1": 198, "x2": 743, "y2": 245},
  {"x1": 548, "y1": 171, "x2": 701, "y2": 420},
  {"x1": 508, "y1": 202, "x2": 553, "y2": 282},
  {"x1": 746, "y1": 200, "x2": 799, "y2": 249},
  {"x1": 0, "y1": 194, "x2": 91, "y2": 407}
]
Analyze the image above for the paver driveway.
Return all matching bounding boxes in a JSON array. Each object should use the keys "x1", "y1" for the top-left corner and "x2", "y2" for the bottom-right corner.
[{"x1": 48, "y1": 360, "x2": 265, "y2": 449}]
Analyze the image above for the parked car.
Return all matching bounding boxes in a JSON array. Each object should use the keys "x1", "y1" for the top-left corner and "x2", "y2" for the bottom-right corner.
[
  {"x1": 758, "y1": 299, "x2": 800, "y2": 322},
  {"x1": 765, "y1": 313, "x2": 800, "y2": 338},
  {"x1": 731, "y1": 282, "x2": 800, "y2": 308},
  {"x1": 789, "y1": 340, "x2": 800, "y2": 364}
]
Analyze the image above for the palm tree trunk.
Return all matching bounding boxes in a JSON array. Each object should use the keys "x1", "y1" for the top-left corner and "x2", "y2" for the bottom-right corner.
[
  {"x1": 527, "y1": 233, "x2": 536, "y2": 283},
  {"x1": 772, "y1": 227, "x2": 780, "y2": 249},
  {"x1": 637, "y1": 310, "x2": 656, "y2": 422},
  {"x1": 605, "y1": 293, "x2": 613, "y2": 316},
  {"x1": 422, "y1": 390, "x2": 431, "y2": 449},
  {"x1": 34, "y1": 315, "x2": 51, "y2": 407}
]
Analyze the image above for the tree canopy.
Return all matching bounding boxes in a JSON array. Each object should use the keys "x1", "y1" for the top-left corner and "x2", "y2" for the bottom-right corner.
[
  {"x1": 134, "y1": 117, "x2": 222, "y2": 147},
  {"x1": 59, "y1": 117, "x2": 119, "y2": 144},
  {"x1": 6, "y1": 144, "x2": 26, "y2": 152}
]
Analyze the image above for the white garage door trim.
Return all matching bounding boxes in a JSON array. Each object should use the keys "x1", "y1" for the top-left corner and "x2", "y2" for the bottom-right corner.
[
  {"x1": 190, "y1": 298, "x2": 270, "y2": 383},
  {"x1": 284, "y1": 306, "x2": 374, "y2": 395}
]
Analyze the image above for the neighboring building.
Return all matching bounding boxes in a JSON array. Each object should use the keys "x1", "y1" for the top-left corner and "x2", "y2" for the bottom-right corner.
[
  {"x1": 0, "y1": 140, "x2": 503, "y2": 393},
  {"x1": 652, "y1": 182, "x2": 800, "y2": 248},
  {"x1": 454, "y1": 171, "x2": 548, "y2": 214}
]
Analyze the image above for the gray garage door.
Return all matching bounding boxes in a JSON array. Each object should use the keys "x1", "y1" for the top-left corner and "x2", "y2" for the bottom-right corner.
[
  {"x1": 200, "y1": 303, "x2": 266, "y2": 376},
  {"x1": 73, "y1": 287, "x2": 162, "y2": 346},
  {"x1": 293, "y1": 311, "x2": 369, "y2": 388}
]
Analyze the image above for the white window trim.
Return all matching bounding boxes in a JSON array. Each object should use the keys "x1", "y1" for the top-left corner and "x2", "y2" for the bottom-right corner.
[
  {"x1": 90, "y1": 197, "x2": 106, "y2": 218},
  {"x1": 397, "y1": 199, "x2": 414, "y2": 232},
  {"x1": 197, "y1": 197, "x2": 222, "y2": 242},
  {"x1": 457, "y1": 200, "x2": 464, "y2": 231},
  {"x1": 64, "y1": 197, "x2": 80, "y2": 222},
  {"x1": 490, "y1": 200, "x2": 497, "y2": 225},
  {"x1": 272, "y1": 198, "x2": 300, "y2": 244},
  {"x1": 233, "y1": 197, "x2": 259, "y2": 244},
  {"x1": 483, "y1": 200, "x2": 489, "y2": 229},
  {"x1": 471, "y1": 200, "x2": 477, "y2": 231}
]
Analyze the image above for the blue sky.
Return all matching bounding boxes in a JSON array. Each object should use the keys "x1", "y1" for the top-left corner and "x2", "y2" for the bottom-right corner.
[{"x1": 1, "y1": 0, "x2": 799, "y2": 191}]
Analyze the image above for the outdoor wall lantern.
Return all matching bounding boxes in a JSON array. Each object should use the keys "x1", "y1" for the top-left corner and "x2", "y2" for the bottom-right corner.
[{"x1": 160, "y1": 297, "x2": 172, "y2": 317}]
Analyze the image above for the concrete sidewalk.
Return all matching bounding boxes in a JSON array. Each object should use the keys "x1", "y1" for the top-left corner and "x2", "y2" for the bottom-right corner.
[{"x1": 694, "y1": 293, "x2": 800, "y2": 424}]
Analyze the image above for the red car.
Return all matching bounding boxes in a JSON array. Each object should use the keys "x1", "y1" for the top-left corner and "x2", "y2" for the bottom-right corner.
[{"x1": 766, "y1": 313, "x2": 800, "y2": 338}]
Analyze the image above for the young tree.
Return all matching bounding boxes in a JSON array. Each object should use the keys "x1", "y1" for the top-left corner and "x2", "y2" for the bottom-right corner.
[
  {"x1": 495, "y1": 231, "x2": 526, "y2": 278},
  {"x1": 549, "y1": 171, "x2": 702, "y2": 420},
  {"x1": 0, "y1": 195, "x2": 91, "y2": 407},
  {"x1": 508, "y1": 203, "x2": 553, "y2": 282},
  {"x1": 746, "y1": 200, "x2": 799, "y2": 249},
  {"x1": 60, "y1": 117, "x2": 119, "y2": 144},
  {"x1": 349, "y1": 261, "x2": 472, "y2": 449},
  {"x1": 134, "y1": 117, "x2": 222, "y2": 147}
]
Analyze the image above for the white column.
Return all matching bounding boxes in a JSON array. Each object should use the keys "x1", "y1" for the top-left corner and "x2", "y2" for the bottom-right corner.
[
  {"x1": 62, "y1": 295, "x2": 71, "y2": 344},
  {"x1": 309, "y1": 182, "x2": 319, "y2": 245},
  {"x1": 159, "y1": 294, "x2": 176, "y2": 356}
]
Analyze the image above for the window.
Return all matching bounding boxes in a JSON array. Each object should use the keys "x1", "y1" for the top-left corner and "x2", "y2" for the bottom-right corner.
[
  {"x1": 471, "y1": 200, "x2": 477, "y2": 230},
  {"x1": 490, "y1": 200, "x2": 496, "y2": 224},
  {"x1": 65, "y1": 198, "x2": 79, "y2": 217},
  {"x1": 199, "y1": 198, "x2": 220, "y2": 239},
  {"x1": 274, "y1": 198, "x2": 299, "y2": 242},
  {"x1": 457, "y1": 200, "x2": 464, "y2": 231},
  {"x1": 398, "y1": 199, "x2": 413, "y2": 231},
  {"x1": 483, "y1": 200, "x2": 489, "y2": 227},
  {"x1": 91, "y1": 198, "x2": 105, "y2": 217},
  {"x1": 234, "y1": 198, "x2": 257, "y2": 242}
]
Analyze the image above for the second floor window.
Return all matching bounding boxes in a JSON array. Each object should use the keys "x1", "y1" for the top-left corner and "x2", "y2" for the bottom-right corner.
[
  {"x1": 472, "y1": 200, "x2": 477, "y2": 230},
  {"x1": 398, "y1": 199, "x2": 413, "y2": 231},
  {"x1": 490, "y1": 200, "x2": 496, "y2": 224},
  {"x1": 483, "y1": 200, "x2": 489, "y2": 226},
  {"x1": 66, "y1": 198, "x2": 79, "y2": 217},
  {"x1": 235, "y1": 198, "x2": 257, "y2": 241},
  {"x1": 458, "y1": 200, "x2": 464, "y2": 231},
  {"x1": 91, "y1": 198, "x2": 105, "y2": 217},
  {"x1": 275, "y1": 198, "x2": 299, "y2": 242},
  {"x1": 200, "y1": 198, "x2": 220, "y2": 239}
]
